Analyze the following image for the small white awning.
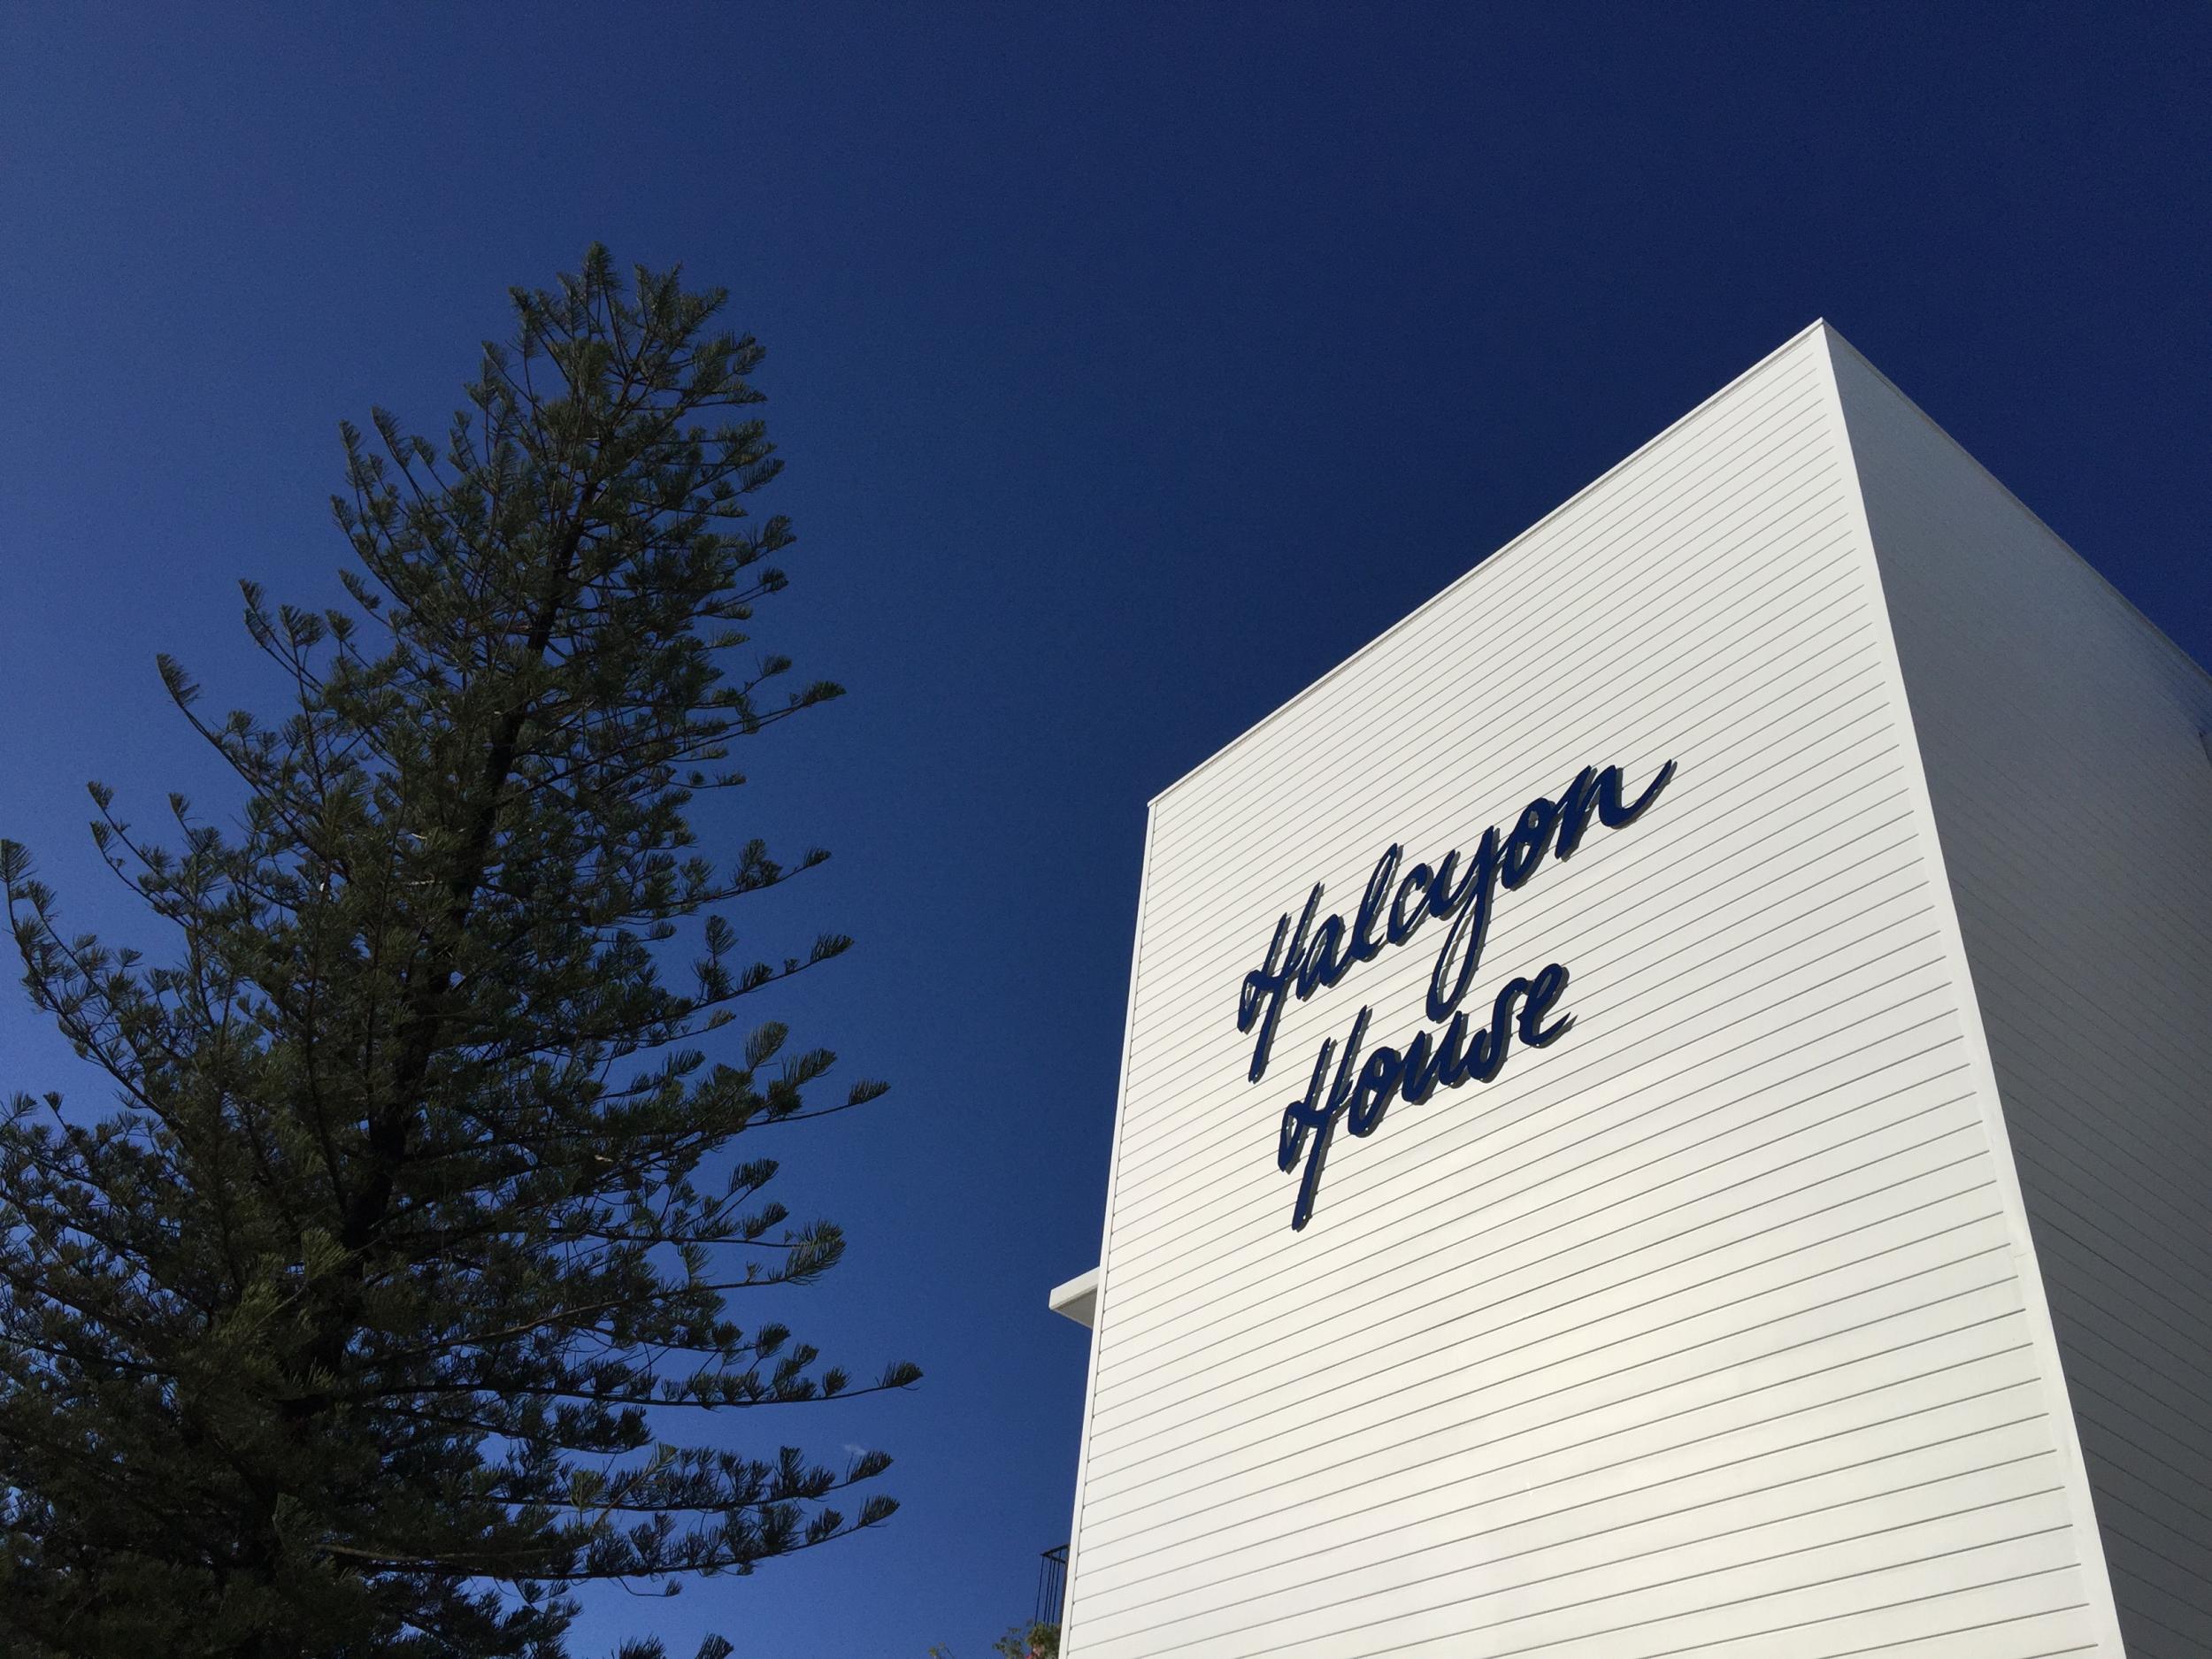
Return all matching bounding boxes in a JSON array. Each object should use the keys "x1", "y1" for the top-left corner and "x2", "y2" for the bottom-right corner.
[{"x1": 1048, "y1": 1266, "x2": 1100, "y2": 1329}]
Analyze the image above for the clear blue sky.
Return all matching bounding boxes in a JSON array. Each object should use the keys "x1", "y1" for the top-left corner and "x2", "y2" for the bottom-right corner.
[{"x1": 2, "y1": 6, "x2": 2206, "y2": 1655}]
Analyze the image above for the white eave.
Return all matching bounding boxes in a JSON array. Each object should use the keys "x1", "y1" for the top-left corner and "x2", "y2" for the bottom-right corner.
[{"x1": 1048, "y1": 1266, "x2": 1100, "y2": 1329}]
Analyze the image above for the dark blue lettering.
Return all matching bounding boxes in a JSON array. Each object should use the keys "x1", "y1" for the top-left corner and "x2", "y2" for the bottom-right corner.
[
  {"x1": 1501, "y1": 797, "x2": 1559, "y2": 888},
  {"x1": 1596, "y1": 758, "x2": 1677, "y2": 829},
  {"x1": 1553, "y1": 766, "x2": 1603, "y2": 859},
  {"x1": 1249, "y1": 753, "x2": 1678, "y2": 1229},
  {"x1": 1346, "y1": 1045, "x2": 1405, "y2": 1137},
  {"x1": 1347, "y1": 845, "x2": 1401, "y2": 971},
  {"x1": 1277, "y1": 963, "x2": 1586, "y2": 1228},
  {"x1": 1400, "y1": 1011, "x2": 1467, "y2": 1104},
  {"x1": 1518, "y1": 962, "x2": 1573, "y2": 1045},
  {"x1": 1387, "y1": 863, "x2": 1432, "y2": 946},
  {"x1": 1425, "y1": 828, "x2": 1502, "y2": 1021},
  {"x1": 1238, "y1": 884, "x2": 1321, "y2": 1082},
  {"x1": 1285, "y1": 1006, "x2": 1371, "y2": 1231},
  {"x1": 1425, "y1": 845, "x2": 1471, "y2": 922},
  {"x1": 1276, "y1": 1039, "x2": 1337, "y2": 1171},
  {"x1": 1297, "y1": 915, "x2": 1348, "y2": 996},
  {"x1": 1464, "y1": 976, "x2": 1527, "y2": 1083}
]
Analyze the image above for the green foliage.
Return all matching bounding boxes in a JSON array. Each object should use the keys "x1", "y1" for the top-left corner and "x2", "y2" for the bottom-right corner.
[
  {"x1": 993, "y1": 1622, "x2": 1060, "y2": 1658},
  {"x1": 0, "y1": 249, "x2": 915, "y2": 1657},
  {"x1": 926, "y1": 1626, "x2": 1059, "y2": 1659}
]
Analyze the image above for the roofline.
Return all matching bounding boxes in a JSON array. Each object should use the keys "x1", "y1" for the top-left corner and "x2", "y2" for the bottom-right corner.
[
  {"x1": 1816, "y1": 323, "x2": 2212, "y2": 697},
  {"x1": 1149, "y1": 319, "x2": 1833, "y2": 808}
]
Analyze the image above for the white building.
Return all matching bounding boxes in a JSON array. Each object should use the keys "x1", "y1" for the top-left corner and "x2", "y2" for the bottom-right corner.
[{"x1": 1048, "y1": 323, "x2": 2212, "y2": 1658}]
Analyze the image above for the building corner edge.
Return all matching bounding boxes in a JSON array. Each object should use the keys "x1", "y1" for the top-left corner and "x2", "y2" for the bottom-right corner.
[{"x1": 1807, "y1": 323, "x2": 2131, "y2": 1655}]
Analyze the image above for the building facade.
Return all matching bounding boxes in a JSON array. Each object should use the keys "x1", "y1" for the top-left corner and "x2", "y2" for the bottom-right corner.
[{"x1": 1048, "y1": 324, "x2": 2212, "y2": 1658}]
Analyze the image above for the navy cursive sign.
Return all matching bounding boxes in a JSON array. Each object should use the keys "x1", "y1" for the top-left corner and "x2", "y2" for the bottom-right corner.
[{"x1": 1238, "y1": 758, "x2": 1677, "y2": 1230}]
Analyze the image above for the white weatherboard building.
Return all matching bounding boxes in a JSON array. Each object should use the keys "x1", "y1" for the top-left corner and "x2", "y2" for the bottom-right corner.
[{"x1": 1047, "y1": 324, "x2": 2212, "y2": 1658}]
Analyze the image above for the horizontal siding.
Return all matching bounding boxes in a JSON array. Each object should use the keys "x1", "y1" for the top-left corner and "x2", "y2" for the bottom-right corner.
[
  {"x1": 1835, "y1": 336, "x2": 2212, "y2": 1659},
  {"x1": 1062, "y1": 329, "x2": 2110, "y2": 1656}
]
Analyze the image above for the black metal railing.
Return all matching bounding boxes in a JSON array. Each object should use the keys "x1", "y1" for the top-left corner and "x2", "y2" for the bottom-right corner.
[{"x1": 1036, "y1": 1544, "x2": 1069, "y2": 1625}]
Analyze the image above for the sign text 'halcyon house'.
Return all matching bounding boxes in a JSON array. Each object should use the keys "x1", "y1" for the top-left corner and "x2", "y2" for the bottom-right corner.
[{"x1": 1239, "y1": 758, "x2": 1677, "y2": 1230}]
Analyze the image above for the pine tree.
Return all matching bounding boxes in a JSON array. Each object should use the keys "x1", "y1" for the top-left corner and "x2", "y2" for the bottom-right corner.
[{"x1": 0, "y1": 249, "x2": 917, "y2": 1658}]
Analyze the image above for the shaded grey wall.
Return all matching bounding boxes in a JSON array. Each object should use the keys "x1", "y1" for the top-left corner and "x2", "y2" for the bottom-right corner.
[{"x1": 1839, "y1": 335, "x2": 2212, "y2": 1656}]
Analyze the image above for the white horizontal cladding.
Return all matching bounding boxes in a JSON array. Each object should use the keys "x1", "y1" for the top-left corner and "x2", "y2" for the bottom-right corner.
[
  {"x1": 1833, "y1": 333, "x2": 2211, "y2": 1658},
  {"x1": 1059, "y1": 326, "x2": 2120, "y2": 1656}
]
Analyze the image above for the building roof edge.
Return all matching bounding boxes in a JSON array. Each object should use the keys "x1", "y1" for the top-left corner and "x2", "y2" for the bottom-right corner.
[{"x1": 1148, "y1": 319, "x2": 1834, "y2": 808}]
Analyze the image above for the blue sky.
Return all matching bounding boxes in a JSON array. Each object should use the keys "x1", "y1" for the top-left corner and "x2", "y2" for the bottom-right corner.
[{"x1": 2, "y1": 6, "x2": 2206, "y2": 1655}]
